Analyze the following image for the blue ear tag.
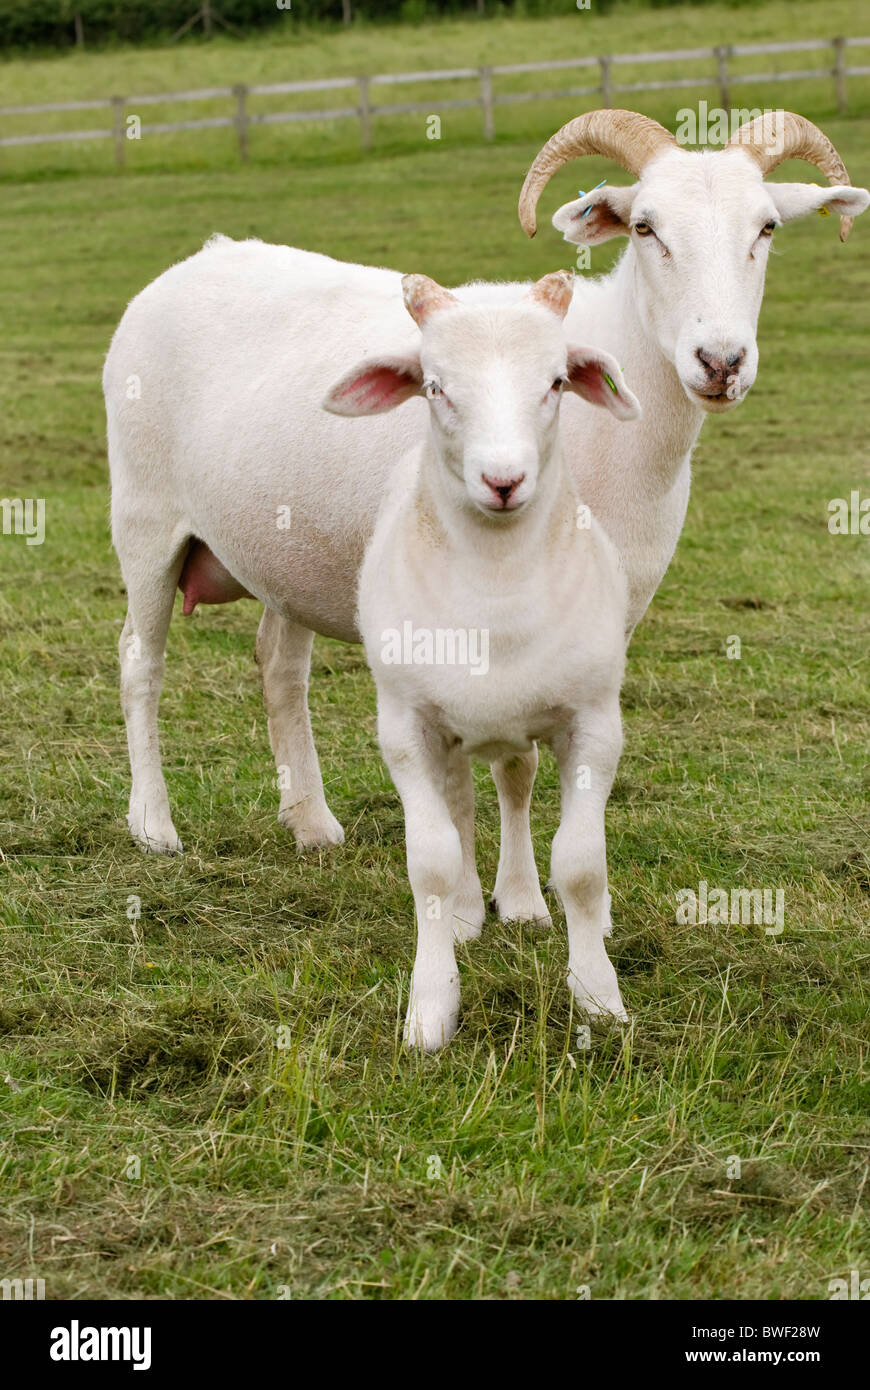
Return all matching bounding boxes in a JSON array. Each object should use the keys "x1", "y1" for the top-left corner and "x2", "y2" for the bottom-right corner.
[{"x1": 578, "y1": 178, "x2": 607, "y2": 218}]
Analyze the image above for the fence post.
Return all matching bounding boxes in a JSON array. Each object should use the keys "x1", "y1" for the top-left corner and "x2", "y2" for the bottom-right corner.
[
  {"x1": 480, "y1": 66, "x2": 494, "y2": 141},
  {"x1": 111, "y1": 95, "x2": 125, "y2": 169},
  {"x1": 233, "y1": 83, "x2": 249, "y2": 161},
  {"x1": 358, "y1": 75, "x2": 372, "y2": 151},
  {"x1": 833, "y1": 36, "x2": 847, "y2": 115},
  {"x1": 74, "y1": 12, "x2": 84, "y2": 47},
  {"x1": 715, "y1": 45, "x2": 730, "y2": 111},
  {"x1": 599, "y1": 55, "x2": 612, "y2": 108}
]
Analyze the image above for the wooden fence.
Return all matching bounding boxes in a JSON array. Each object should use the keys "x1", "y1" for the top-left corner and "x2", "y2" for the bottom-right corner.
[{"x1": 1, "y1": 35, "x2": 868, "y2": 166}]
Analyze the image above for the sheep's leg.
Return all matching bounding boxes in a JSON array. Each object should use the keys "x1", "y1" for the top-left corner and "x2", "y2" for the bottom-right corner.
[
  {"x1": 379, "y1": 701, "x2": 464, "y2": 1051},
  {"x1": 445, "y1": 744, "x2": 485, "y2": 942},
  {"x1": 490, "y1": 748, "x2": 551, "y2": 924},
  {"x1": 550, "y1": 705, "x2": 627, "y2": 1020},
  {"x1": 256, "y1": 608, "x2": 344, "y2": 849},
  {"x1": 116, "y1": 528, "x2": 187, "y2": 855}
]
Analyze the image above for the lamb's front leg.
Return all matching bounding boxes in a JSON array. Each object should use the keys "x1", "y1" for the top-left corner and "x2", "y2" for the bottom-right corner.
[
  {"x1": 379, "y1": 701, "x2": 465, "y2": 1051},
  {"x1": 550, "y1": 705, "x2": 627, "y2": 1021}
]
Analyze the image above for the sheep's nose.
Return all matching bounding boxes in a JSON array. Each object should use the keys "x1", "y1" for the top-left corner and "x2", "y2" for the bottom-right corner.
[
  {"x1": 482, "y1": 473, "x2": 525, "y2": 509},
  {"x1": 695, "y1": 346, "x2": 746, "y2": 382}
]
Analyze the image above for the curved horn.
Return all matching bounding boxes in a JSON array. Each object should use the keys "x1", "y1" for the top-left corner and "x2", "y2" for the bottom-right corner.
[
  {"x1": 518, "y1": 109, "x2": 677, "y2": 238},
  {"x1": 728, "y1": 111, "x2": 856, "y2": 242}
]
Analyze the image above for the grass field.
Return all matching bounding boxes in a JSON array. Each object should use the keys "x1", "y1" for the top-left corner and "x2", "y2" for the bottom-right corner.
[{"x1": 0, "y1": 0, "x2": 868, "y2": 1300}]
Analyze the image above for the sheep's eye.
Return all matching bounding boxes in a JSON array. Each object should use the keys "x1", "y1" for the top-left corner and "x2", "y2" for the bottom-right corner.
[
  {"x1": 424, "y1": 379, "x2": 442, "y2": 399},
  {"x1": 760, "y1": 221, "x2": 776, "y2": 237},
  {"x1": 633, "y1": 221, "x2": 653, "y2": 237},
  {"x1": 551, "y1": 376, "x2": 566, "y2": 392}
]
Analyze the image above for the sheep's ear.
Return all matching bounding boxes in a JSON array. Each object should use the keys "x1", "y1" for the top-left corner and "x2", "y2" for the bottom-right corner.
[
  {"x1": 552, "y1": 185, "x2": 637, "y2": 245},
  {"x1": 323, "y1": 355, "x2": 423, "y2": 416},
  {"x1": 764, "y1": 181, "x2": 870, "y2": 225},
  {"x1": 565, "y1": 346, "x2": 641, "y2": 421}
]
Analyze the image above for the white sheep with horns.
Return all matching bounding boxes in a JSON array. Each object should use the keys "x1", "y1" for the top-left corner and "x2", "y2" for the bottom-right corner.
[
  {"x1": 331, "y1": 269, "x2": 640, "y2": 1048},
  {"x1": 105, "y1": 111, "x2": 867, "y2": 939}
]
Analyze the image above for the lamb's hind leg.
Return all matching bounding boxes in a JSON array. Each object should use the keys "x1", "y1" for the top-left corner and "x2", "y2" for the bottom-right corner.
[
  {"x1": 445, "y1": 744, "x2": 485, "y2": 942},
  {"x1": 116, "y1": 527, "x2": 188, "y2": 854},
  {"x1": 255, "y1": 608, "x2": 344, "y2": 848},
  {"x1": 490, "y1": 747, "x2": 551, "y2": 925}
]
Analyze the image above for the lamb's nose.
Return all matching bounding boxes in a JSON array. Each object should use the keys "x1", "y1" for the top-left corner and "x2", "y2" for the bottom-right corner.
[
  {"x1": 482, "y1": 473, "x2": 525, "y2": 508},
  {"x1": 695, "y1": 347, "x2": 746, "y2": 381}
]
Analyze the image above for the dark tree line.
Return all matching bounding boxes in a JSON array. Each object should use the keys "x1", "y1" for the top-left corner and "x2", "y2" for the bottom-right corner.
[{"x1": 0, "y1": 0, "x2": 753, "y2": 53}]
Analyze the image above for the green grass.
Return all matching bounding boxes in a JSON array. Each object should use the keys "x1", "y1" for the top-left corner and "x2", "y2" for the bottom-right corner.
[{"x1": 0, "y1": 0, "x2": 869, "y2": 1300}]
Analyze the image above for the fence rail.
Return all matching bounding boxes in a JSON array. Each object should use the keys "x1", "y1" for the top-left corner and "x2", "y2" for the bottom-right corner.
[{"x1": 1, "y1": 35, "x2": 868, "y2": 165}]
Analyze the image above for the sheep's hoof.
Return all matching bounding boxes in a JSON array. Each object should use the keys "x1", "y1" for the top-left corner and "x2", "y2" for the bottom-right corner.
[
  {"x1": 128, "y1": 813, "x2": 183, "y2": 856},
  {"x1": 404, "y1": 974, "x2": 460, "y2": 1052},
  {"x1": 280, "y1": 807, "x2": 345, "y2": 849},
  {"x1": 453, "y1": 888, "x2": 486, "y2": 942},
  {"x1": 568, "y1": 962, "x2": 627, "y2": 1023},
  {"x1": 403, "y1": 1005, "x2": 459, "y2": 1052},
  {"x1": 574, "y1": 996, "x2": 629, "y2": 1024},
  {"x1": 490, "y1": 884, "x2": 552, "y2": 927}
]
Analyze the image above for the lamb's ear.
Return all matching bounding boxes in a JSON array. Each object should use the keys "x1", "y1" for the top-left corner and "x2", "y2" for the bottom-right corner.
[
  {"x1": 323, "y1": 354, "x2": 423, "y2": 416},
  {"x1": 764, "y1": 181, "x2": 870, "y2": 226},
  {"x1": 552, "y1": 185, "x2": 637, "y2": 245},
  {"x1": 565, "y1": 346, "x2": 641, "y2": 421}
]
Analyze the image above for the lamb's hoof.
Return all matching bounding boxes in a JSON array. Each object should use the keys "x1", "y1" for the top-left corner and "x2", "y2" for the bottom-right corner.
[
  {"x1": 569, "y1": 965, "x2": 628, "y2": 1023},
  {"x1": 575, "y1": 995, "x2": 629, "y2": 1024},
  {"x1": 404, "y1": 972, "x2": 460, "y2": 1052},
  {"x1": 403, "y1": 1003, "x2": 459, "y2": 1052},
  {"x1": 490, "y1": 882, "x2": 552, "y2": 927},
  {"x1": 453, "y1": 888, "x2": 486, "y2": 943},
  {"x1": 280, "y1": 807, "x2": 345, "y2": 849},
  {"x1": 128, "y1": 814, "x2": 183, "y2": 856}
]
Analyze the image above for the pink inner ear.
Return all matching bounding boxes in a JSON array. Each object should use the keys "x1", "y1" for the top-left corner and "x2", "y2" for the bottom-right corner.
[
  {"x1": 570, "y1": 201, "x2": 623, "y2": 240},
  {"x1": 339, "y1": 365, "x2": 413, "y2": 409},
  {"x1": 569, "y1": 361, "x2": 611, "y2": 408}
]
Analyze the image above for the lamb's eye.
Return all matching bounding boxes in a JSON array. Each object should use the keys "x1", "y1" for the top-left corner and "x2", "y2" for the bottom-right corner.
[
  {"x1": 551, "y1": 376, "x2": 566, "y2": 391},
  {"x1": 424, "y1": 380, "x2": 442, "y2": 399},
  {"x1": 760, "y1": 220, "x2": 776, "y2": 236},
  {"x1": 633, "y1": 221, "x2": 653, "y2": 237}
]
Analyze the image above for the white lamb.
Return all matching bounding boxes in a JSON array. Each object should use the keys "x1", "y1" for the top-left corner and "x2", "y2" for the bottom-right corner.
[{"x1": 325, "y1": 269, "x2": 641, "y2": 1050}]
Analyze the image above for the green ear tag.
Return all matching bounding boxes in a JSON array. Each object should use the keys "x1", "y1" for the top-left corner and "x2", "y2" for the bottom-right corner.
[{"x1": 603, "y1": 372, "x2": 618, "y2": 394}]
